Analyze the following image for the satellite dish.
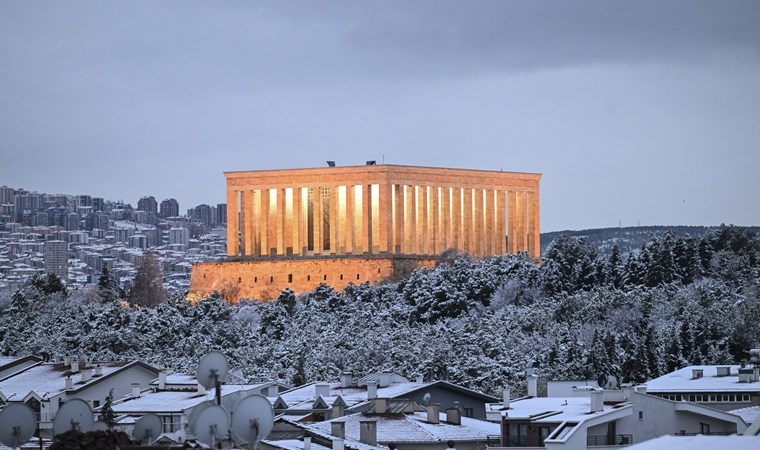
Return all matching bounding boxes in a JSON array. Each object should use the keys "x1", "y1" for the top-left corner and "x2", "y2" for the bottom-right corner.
[
  {"x1": 191, "y1": 405, "x2": 229, "y2": 447},
  {"x1": 92, "y1": 421, "x2": 109, "y2": 431},
  {"x1": 0, "y1": 403, "x2": 36, "y2": 448},
  {"x1": 196, "y1": 352, "x2": 228, "y2": 389},
  {"x1": 188, "y1": 400, "x2": 216, "y2": 430},
  {"x1": 133, "y1": 413, "x2": 163, "y2": 445},
  {"x1": 174, "y1": 429, "x2": 186, "y2": 444},
  {"x1": 422, "y1": 393, "x2": 431, "y2": 405},
  {"x1": 231, "y1": 394, "x2": 274, "y2": 444},
  {"x1": 53, "y1": 399, "x2": 94, "y2": 436},
  {"x1": 596, "y1": 374, "x2": 609, "y2": 389}
]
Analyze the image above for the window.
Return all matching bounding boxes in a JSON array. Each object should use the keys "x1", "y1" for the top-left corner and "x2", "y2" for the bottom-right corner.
[
  {"x1": 307, "y1": 275, "x2": 311, "y2": 281},
  {"x1": 340, "y1": 274, "x2": 343, "y2": 280},
  {"x1": 700, "y1": 423, "x2": 710, "y2": 435},
  {"x1": 238, "y1": 277, "x2": 241, "y2": 283},
  {"x1": 638, "y1": 411, "x2": 644, "y2": 421},
  {"x1": 324, "y1": 275, "x2": 327, "y2": 281},
  {"x1": 270, "y1": 276, "x2": 273, "y2": 282},
  {"x1": 254, "y1": 276, "x2": 257, "y2": 282},
  {"x1": 356, "y1": 274, "x2": 360, "y2": 280},
  {"x1": 93, "y1": 400, "x2": 100, "y2": 408},
  {"x1": 288, "y1": 274, "x2": 293, "y2": 283},
  {"x1": 464, "y1": 407, "x2": 473, "y2": 418}
]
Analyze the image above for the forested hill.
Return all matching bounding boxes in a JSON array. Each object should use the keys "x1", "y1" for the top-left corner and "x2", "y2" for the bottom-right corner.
[{"x1": 542, "y1": 225, "x2": 760, "y2": 257}]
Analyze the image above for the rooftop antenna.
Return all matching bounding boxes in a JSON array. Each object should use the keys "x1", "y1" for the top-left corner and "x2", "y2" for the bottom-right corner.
[
  {"x1": 231, "y1": 394, "x2": 274, "y2": 449},
  {"x1": 53, "y1": 399, "x2": 94, "y2": 437},
  {"x1": 133, "y1": 413, "x2": 162, "y2": 445},
  {"x1": 0, "y1": 403, "x2": 36, "y2": 449},
  {"x1": 196, "y1": 352, "x2": 228, "y2": 406},
  {"x1": 191, "y1": 405, "x2": 229, "y2": 448}
]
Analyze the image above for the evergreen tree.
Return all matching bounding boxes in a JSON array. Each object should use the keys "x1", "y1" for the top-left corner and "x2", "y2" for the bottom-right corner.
[
  {"x1": 128, "y1": 252, "x2": 166, "y2": 307},
  {"x1": 100, "y1": 388, "x2": 117, "y2": 428}
]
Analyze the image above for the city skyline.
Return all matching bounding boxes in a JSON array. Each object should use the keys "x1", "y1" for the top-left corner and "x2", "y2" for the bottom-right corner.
[{"x1": 1, "y1": 2, "x2": 759, "y2": 232}]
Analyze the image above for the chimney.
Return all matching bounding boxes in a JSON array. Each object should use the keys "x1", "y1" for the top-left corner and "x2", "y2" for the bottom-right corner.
[
  {"x1": 316, "y1": 383, "x2": 330, "y2": 398},
  {"x1": 527, "y1": 375, "x2": 538, "y2": 397},
  {"x1": 303, "y1": 437, "x2": 311, "y2": 450},
  {"x1": 502, "y1": 387, "x2": 510, "y2": 409},
  {"x1": 65, "y1": 376, "x2": 73, "y2": 390},
  {"x1": 332, "y1": 403, "x2": 345, "y2": 418},
  {"x1": 360, "y1": 420, "x2": 378, "y2": 445},
  {"x1": 268, "y1": 383, "x2": 279, "y2": 398},
  {"x1": 367, "y1": 381, "x2": 378, "y2": 400},
  {"x1": 445, "y1": 405, "x2": 461, "y2": 425},
  {"x1": 80, "y1": 368, "x2": 92, "y2": 383},
  {"x1": 331, "y1": 421, "x2": 345, "y2": 439},
  {"x1": 332, "y1": 438, "x2": 344, "y2": 450},
  {"x1": 590, "y1": 389, "x2": 604, "y2": 413},
  {"x1": 634, "y1": 385, "x2": 647, "y2": 395},
  {"x1": 426, "y1": 404, "x2": 440, "y2": 424},
  {"x1": 340, "y1": 372, "x2": 353, "y2": 388},
  {"x1": 94, "y1": 365, "x2": 102, "y2": 377},
  {"x1": 691, "y1": 369, "x2": 704, "y2": 379},
  {"x1": 415, "y1": 374, "x2": 424, "y2": 384},
  {"x1": 374, "y1": 398, "x2": 388, "y2": 414},
  {"x1": 70, "y1": 357, "x2": 79, "y2": 373},
  {"x1": 131, "y1": 383, "x2": 141, "y2": 398},
  {"x1": 379, "y1": 370, "x2": 392, "y2": 388},
  {"x1": 622, "y1": 384, "x2": 634, "y2": 401},
  {"x1": 717, "y1": 366, "x2": 731, "y2": 377}
]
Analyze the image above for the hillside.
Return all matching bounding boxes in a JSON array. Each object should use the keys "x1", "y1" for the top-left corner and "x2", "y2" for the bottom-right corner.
[{"x1": 541, "y1": 225, "x2": 760, "y2": 256}]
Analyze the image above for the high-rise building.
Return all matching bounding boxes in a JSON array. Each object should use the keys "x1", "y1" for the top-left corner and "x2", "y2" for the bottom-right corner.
[
  {"x1": 216, "y1": 203, "x2": 227, "y2": 225},
  {"x1": 44, "y1": 240, "x2": 68, "y2": 281},
  {"x1": 0, "y1": 186, "x2": 15, "y2": 205},
  {"x1": 137, "y1": 196, "x2": 158, "y2": 215},
  {"x1": 192, "y1": 204, "x2": 213, "y2": 229},
  {"x1": 168, "y1": 227, "x2": 190, "y2": 247},
  {"x1": 159, "y1": 198, "x2": 179, "y2": 218},
  {"x1": 92, "y1": 197, "x2": 105, "y2": 212},
  {"x1": 78, "y1": 195, "x2": 93, "y2": 208}
]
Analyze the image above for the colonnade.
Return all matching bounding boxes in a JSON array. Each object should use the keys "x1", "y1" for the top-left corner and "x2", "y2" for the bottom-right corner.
[{"x1": 225, "y1": 165, "x2": 541, "y2": 260}]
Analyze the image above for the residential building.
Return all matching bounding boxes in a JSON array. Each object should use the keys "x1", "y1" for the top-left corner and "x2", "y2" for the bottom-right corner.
[
  {"x1": 159, "y1": 198, "x2": 179, "y2": 219},
  {"x1": 44, "y1": 239, "x2": 68, "y2": 281}
]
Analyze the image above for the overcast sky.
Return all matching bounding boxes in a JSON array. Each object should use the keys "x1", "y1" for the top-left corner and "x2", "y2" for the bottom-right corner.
[{"x1": 1, "y1": 1, "x2": 759, "y2": 232}]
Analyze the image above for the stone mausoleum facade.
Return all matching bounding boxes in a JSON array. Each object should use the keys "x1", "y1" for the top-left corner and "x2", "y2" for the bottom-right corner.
[{"x1": 189, "y1": 164, "x2": 541, "y2": 301}]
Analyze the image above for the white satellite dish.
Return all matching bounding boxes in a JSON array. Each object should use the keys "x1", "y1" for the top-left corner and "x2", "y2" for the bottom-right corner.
[
  {"x1": 196, "y1": 352, "x2": 228, "y2": 389},
  {"x1": 231, "y1": 394, "x2": 274, "y2": 444},
  {"x1": 0, "y1": 403, "x2": 36, "y2": 448},
  {"x1": 191, "y1": 405, "x2": 229, "y2": 447},
  {"x1": 53, "y1": 399, "x2": 94, "y2": 436},
  {"x1": 92, "y1": 421, "x2": 109, "y2": 431},
  {"x1": 133, "y1": 413, "x2": 163, "y2": 445},
  {"x1": 188, "y1": 400, "x2": 216, "y2": 430}
]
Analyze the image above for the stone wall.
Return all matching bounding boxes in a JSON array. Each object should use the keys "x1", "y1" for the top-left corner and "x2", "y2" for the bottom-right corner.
[{"x1": 189, "y1": 256, "x2": 437, "y2": 302}]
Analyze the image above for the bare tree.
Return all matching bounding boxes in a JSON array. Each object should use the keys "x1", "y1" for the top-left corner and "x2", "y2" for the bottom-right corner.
[{"x1": 128, "y1": 252, "x2": 166, "y2": 307}]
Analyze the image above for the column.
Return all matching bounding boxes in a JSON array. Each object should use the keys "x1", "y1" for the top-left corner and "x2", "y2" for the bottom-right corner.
[
  {"x1": 260, "y1": 188, "x2": 270, "y2": 256},
  {"x1": 473, "y1": 188, "x2": 484, "y2": 257},
  {"x1": 507, "y1": 190, "x2": 517, "y2": 254},
  {"x1": 528, "y1": 190, "x2": 541, "y2": 259},
  {"x1": 362, "y1": 184, "x2": 371, "y2": 253},
  {"x1": 441, "y1": 187, "x2": 451, "y2": 250},
  {"x1": 393, "y1": 184, "x2": 404, "y2": 254},
  {"x1": 405, "y1": 184, "x2": 416, "y2": 253},
  {"x1": 345, "y1": 185, "x2": 355, "y2": 254},
  {"x1": 496, "y1": 190, "x2": 507, "y2": 255},
  {"x1": 516, "y1": 191, "x2": 527, "y2": 252},
  {"x1": 313, "y1": 187, "x2": 323, "y2": 254},
  {"x1": 242, "y1": 190, "x2": 254, "y2": 256},
  {"x1": 277, "y1": 188, "x2": 286, "y2": 255},
  {"x1": 463, "y1": 188, "x2": 473, "y2": 254},
  {"x1": 431, "y1": 186, "x2": 440, "y2": 254},
  {"x1": 329, "y1": 185, "x2": 338, "y2": 254},
  {"x1": 292, "y1": 187, "x2": 302, "y2": 255},
  {"x1": 417, "y1": 185, "x2": 428, "y2": 254},
  {"x1": 378, "y1": 182, "x2": 392, "y2": 253},
  {"x1": 226, "y1": 188, "x2": 239, "y2": 257},
  {"x1": 485, "y1": 189, "x2": 495, "y2": 256},
  {"x1": 451, "y1": 187, "x2": 461, "y2": 251}
]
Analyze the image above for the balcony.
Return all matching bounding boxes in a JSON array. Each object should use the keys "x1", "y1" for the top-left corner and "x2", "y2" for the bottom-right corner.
[{"x1": 587, "y1": 434, "x2": 633, "y2": 446}]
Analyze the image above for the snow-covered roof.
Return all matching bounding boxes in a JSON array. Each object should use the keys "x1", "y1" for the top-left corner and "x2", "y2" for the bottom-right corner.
[
  {"x1": 623, "y1": 434, "x2": 760, "y2": 450},
  {"x1": 646, "y1": 365, "x2": 760, "y2": 393},
  {"x1": 111, "y1": 384, "x2": 264, "y2": 414},
  {"x1": 308, "y1": 410, "x2": 499, "y2": 444},
  {"x1": 730, "y1": 405, "x2": 760, "y2": 425},
  {"x1": 262, "y1": 439, "x2": 333, "y2": 450},
  {"x1": 278, "y1": 381, "x2": 424, "y2": 410},
  {"x1": 0, "y1": 363, "x2": 126, "y2": 400},
  {"x1": 490, "y1": 396, "x2": 625, "y2": 424}
]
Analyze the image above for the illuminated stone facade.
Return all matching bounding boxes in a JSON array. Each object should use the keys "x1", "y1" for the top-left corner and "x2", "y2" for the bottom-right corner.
[{"x1": 189, "y1": 164, "x2": 540, "y2": 301}]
